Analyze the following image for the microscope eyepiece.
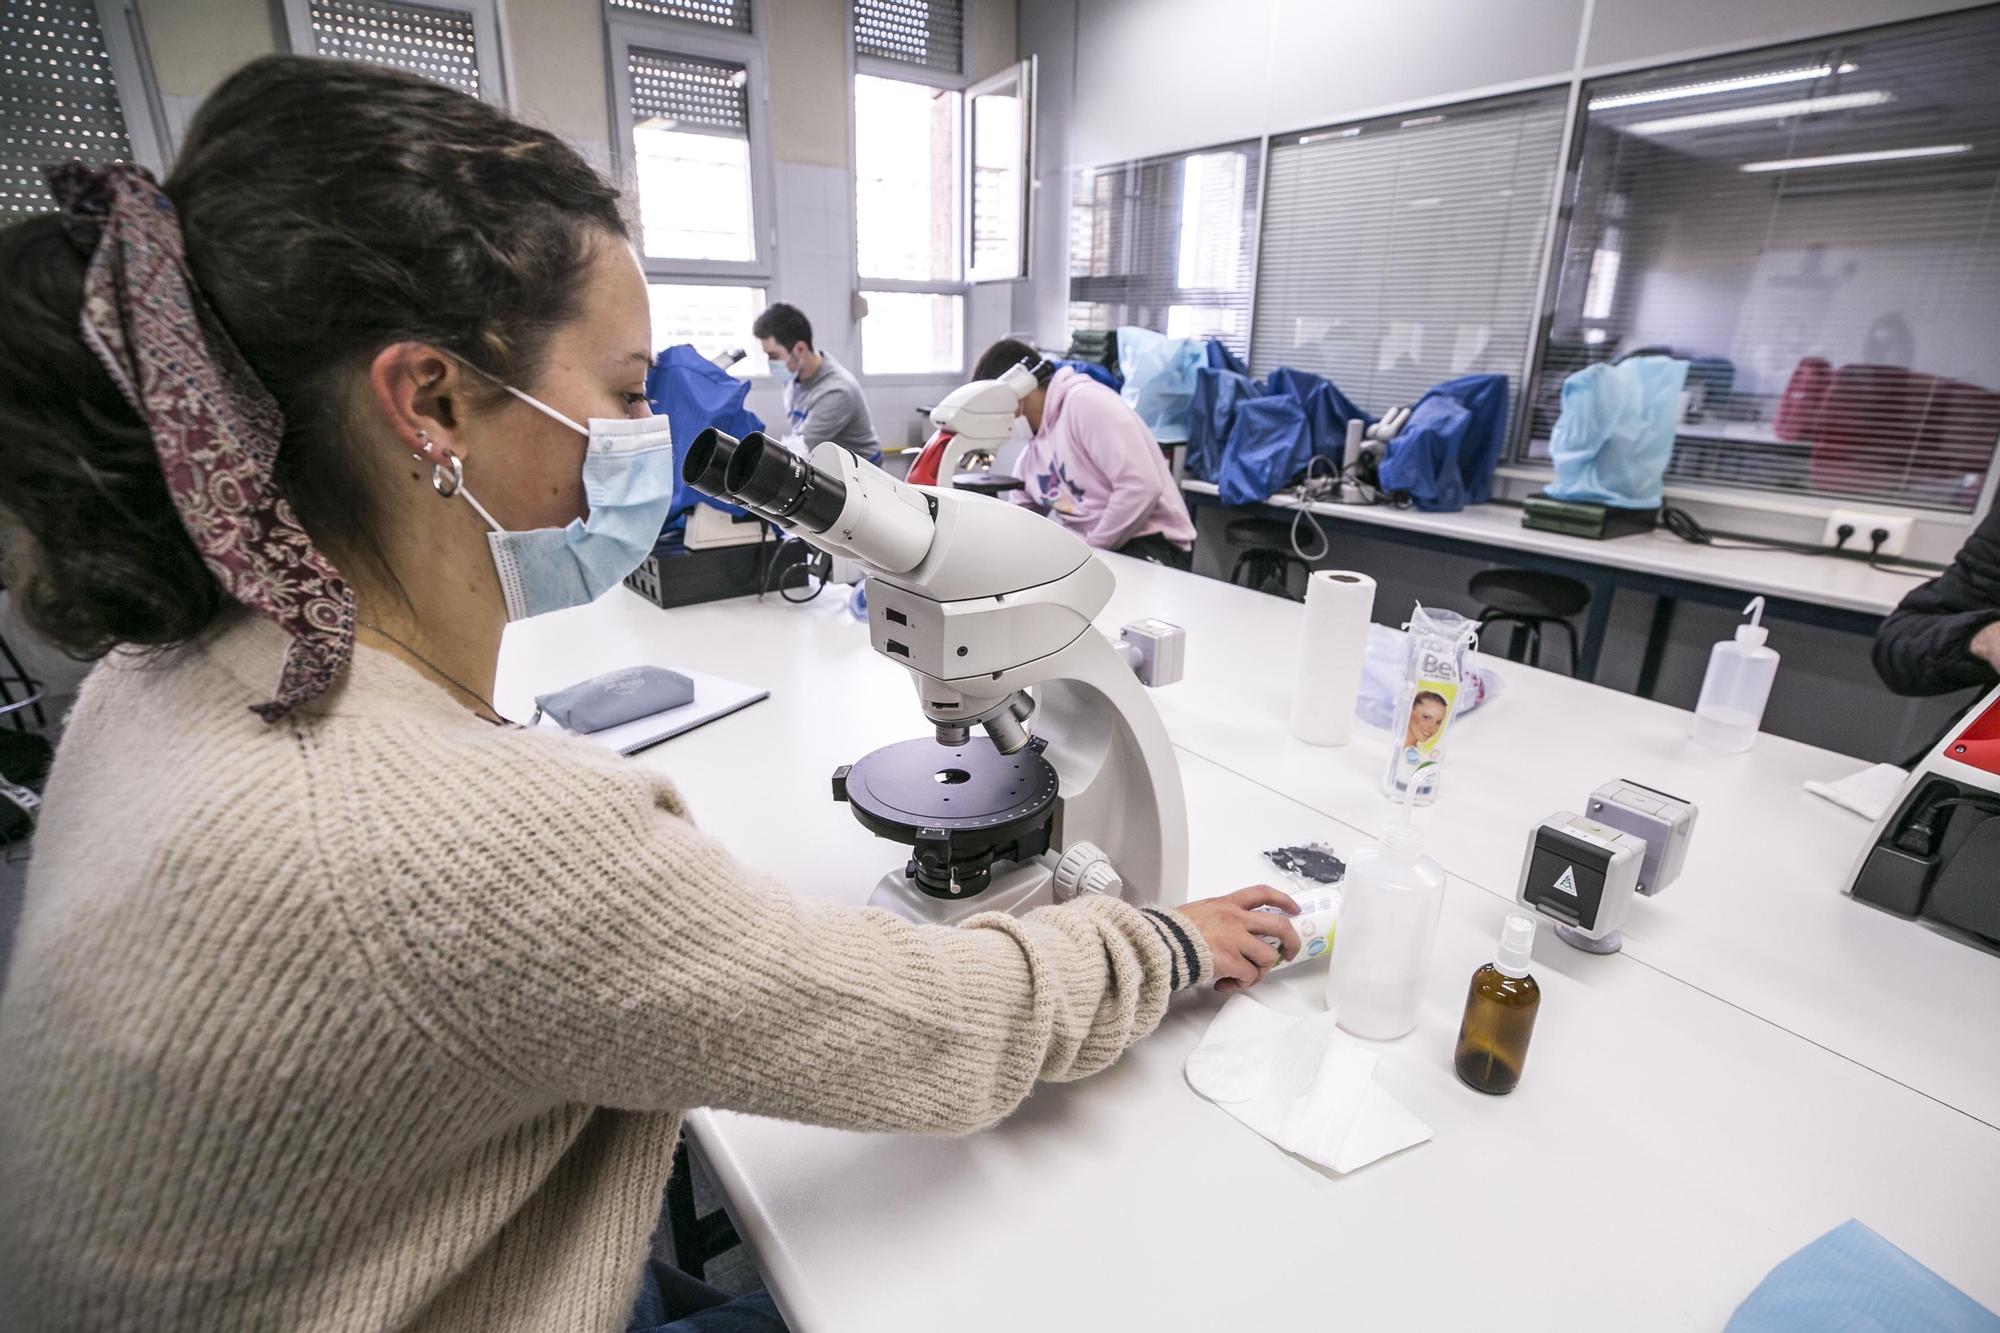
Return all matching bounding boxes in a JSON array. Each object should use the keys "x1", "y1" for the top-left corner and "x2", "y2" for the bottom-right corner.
[
  {"x1": 683, "y1": 427, "x2": 741, "y2": 497},
  {"x1": 722, "y1": 432, "x2": 849, "y2": 532}
]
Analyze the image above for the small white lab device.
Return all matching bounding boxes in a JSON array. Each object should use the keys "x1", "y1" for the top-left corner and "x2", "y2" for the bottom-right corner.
[
  {"x1": 682, "y1": 427, "x2": 1189, "y2": 925},
  {"x1": 682, "y1": 505, "x2": 766, "y2": 551},
  {"x1": 1517, "y1": 779, "x2": 1697, "y2": 953}
]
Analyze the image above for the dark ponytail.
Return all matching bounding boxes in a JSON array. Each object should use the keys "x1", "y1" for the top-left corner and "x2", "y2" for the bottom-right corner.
[
  {"x1": 0, "y1": 54, "x2": 627, "y2": 658},
  {"x1": 0, "y1": 218, "x2": 220, "y2": 655}
]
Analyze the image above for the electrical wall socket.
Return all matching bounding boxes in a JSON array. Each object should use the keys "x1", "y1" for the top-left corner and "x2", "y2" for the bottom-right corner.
[{"x1": 1823, "y1": 509, "x2": 1913, "y2": 557}]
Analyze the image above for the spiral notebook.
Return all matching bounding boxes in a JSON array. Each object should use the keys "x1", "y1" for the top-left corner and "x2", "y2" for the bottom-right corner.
[{"x1": 534, "y1": 669, "x2": 769, "y2": 756}]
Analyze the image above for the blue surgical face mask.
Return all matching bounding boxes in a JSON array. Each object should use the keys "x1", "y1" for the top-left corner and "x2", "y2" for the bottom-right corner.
[
  {"x1": 767, "y1": 356, "x2": 795, "y2": 387},
  {"x1": 456, "y1": 386, "x2": 677, "y2": 622}
]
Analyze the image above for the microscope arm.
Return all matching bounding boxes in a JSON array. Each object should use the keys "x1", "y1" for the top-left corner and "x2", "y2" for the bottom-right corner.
[{"x1": 996, "y1": 631, "x2": 1190, "y2": 907}]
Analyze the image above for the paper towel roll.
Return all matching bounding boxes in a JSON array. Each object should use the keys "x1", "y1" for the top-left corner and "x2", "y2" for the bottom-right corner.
[{"x1": 1290, "y1": 570, "x2": 1376, "y2": 746}]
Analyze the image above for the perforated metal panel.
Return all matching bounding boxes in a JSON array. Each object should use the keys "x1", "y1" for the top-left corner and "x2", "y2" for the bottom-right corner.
[
  {"x1": 855, "y1": 0, "x2": 963, "y2": 74},
  {"x1": 629, "y1": 49, "x2": 748, "y2": 138},
  {"x1": 0, "y1": 0, "x2": 137, "y2": 217},
  {"x1": 309, "y1": 0, "x2": 481, "y2": 100},
  {"x1": 608, "y1": 0, "x2": 750, "y2": 32}
]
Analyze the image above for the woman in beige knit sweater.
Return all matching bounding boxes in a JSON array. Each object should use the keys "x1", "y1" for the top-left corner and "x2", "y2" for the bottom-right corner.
[{"x1": 0, "y1": 57, "x2": 1302, "y2": 1333}]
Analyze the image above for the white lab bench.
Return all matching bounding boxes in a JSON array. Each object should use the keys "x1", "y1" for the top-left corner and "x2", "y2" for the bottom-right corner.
[
  {"x1": 494, "y1": 561, "x2": 1999, "y2": 1332},
  {"x1": 1181, "y1": 480, "x2": 1914, "y2": 616},
  {"x1": 1181, "y1": 481, "x2": 1925, "y2": 699}
]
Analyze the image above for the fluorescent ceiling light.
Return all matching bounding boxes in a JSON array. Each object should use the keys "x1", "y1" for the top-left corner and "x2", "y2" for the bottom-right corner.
[
  {"x1": 1739, "y1": 143, "x2": 1972, "y2": 172},
  {"x1": 1589, "y1": 64, "x2": 1843, "y2": 111},
  {"x1": 1628, "y1": 90, "x2": 1892, "y2": 135}
]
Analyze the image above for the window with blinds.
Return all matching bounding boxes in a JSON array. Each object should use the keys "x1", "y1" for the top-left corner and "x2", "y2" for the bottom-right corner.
[
  {"x1": 1526, "y1": 10, "x2": 2000, "y2": 512},
  {"x1": 628, "y1": 48, "x2": 756, "y2": 263},
  {"x1": 1066, "y1": 141, "x2": 1263, "y2": 359},
  {"x1": 608, "y1": 0, "x2": 750, "y2": 32},
  {"x1": 854, "y1": 0, "x2": 962, "y2": 75},
  {"x1": 1251, "y1": 92, "x2": 1566, "y2": 424},
  {"x1": 0, "y1": 0, "x2": 138, "y2": 217},
  {"x1": 308, "y1": 0, "x2": 482, "y2": 100}
]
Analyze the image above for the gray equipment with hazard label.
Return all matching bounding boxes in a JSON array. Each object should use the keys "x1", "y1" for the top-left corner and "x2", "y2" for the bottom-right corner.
[{"x1": 1516, "y1": 780, "x2": 1697, "y2": 954}]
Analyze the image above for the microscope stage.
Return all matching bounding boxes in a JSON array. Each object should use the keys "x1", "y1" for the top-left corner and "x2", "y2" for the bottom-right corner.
[{"x1": 833, "y1": 737, "x2": 1060, "y2": 899}]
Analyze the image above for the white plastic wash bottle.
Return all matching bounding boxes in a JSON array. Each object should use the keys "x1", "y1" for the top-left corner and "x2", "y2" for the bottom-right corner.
[
  {"x1": 1328, "y1": 766, "x2": 1448, "y2": 1039},
  {"x1": 1692, "y1": 596, "x2": 1780, "y2": 753}
]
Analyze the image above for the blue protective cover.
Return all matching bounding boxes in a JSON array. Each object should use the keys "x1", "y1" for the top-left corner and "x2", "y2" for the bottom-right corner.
[
  {"x1": 1376, "y1": 372, "x2": 1510, "y2": 512},
  {"x1": 1185, "y1": 365, "x2": 1261, "y2": 489},
  {"x1": 1546, "y1": 355, "x2": 1689, "y2": 509},
  {"x1": 1205, "y1": 339, "x2": 1249, "y2": 375},
  {"x1": 645, "y1": 344, "x2": 766, "y2": 538},
  {"x1": 1054, "y1": 358, "x2": 1123, "y2": 391},
  {"x1": 1220, "y1": 395, "x2": 1312, "y2": 507},
  {"x1": 1726, "y1": 1220, "x2": 2000, "y2": 1333},
  {"x1": 1186, "y1": 362, "x2": 1374, "y2": 505},
  {"x1": 1116, "y1": 326, "x2": 1206, "y2": 444}
]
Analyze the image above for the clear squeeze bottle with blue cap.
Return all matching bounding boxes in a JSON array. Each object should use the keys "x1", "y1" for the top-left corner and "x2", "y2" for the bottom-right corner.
[{"x1": 1692, "y1": 596, "x2": 1780, "y2": 753}]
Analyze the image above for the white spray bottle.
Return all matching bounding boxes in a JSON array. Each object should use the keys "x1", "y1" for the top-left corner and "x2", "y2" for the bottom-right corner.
[
  {"x1": 1327, "y1": 764, "x2": 1449, "y2": 1039},
  {"x1": 1692, "y1": 596, "x2": 1780, "y2": 753}
]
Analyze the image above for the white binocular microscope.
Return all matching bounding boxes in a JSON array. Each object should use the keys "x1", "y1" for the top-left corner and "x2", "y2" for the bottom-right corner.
[{"x1": 682, "y1": 427, "x2": 1189, "y2": 926}]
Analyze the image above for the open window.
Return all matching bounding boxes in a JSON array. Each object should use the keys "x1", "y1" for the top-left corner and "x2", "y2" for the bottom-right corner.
[{"x1": 967, "y1": 57, "x2": 1034, "y2": 283}]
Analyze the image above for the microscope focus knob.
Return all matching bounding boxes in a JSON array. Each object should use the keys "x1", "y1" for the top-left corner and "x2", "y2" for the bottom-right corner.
[{"x1": 1053, "y1": 841, "x2": 1124, "y2": 902}]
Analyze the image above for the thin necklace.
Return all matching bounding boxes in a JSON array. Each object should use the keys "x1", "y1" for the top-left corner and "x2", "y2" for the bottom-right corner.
[{"x1": 358, "y1": 620, "x2": 508, "y2": 725}]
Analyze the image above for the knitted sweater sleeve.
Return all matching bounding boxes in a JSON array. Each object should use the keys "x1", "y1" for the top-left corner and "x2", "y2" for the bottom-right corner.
[{"x1": 315, "y1": 722, "x2": 1212, "y2": 1131}]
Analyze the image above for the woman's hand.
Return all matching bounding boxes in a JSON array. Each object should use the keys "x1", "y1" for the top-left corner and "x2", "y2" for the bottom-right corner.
[{"x1": 1178, "y1": 885, "x2": 1301, "y2": 992}]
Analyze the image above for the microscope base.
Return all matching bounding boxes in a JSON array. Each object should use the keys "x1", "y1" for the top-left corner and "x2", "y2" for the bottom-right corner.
[{"x1": 868, "y1": 858, "x2": 1055, "y2": 926}]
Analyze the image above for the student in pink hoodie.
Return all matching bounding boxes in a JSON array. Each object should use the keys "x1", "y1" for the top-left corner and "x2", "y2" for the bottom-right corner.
[{"x1": 973, "y1": 339, "x2": 1198, "y2": 568}]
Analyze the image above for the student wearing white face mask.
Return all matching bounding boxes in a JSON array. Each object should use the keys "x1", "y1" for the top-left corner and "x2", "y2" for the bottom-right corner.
[
  {"x1": 0, "y1": 57, "x2": 1301, "y2": 1333},
  {"x1": 751, "y1": 302, "x2": 881, "y2": 463},
  {"x1": 972, "y1": 338, "x2": 1198, "y2": 569}
]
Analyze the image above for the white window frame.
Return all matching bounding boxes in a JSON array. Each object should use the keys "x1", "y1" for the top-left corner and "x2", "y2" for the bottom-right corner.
[
  {"x1": 90, "y1": 0, "x2": 173, "y2": 170},
  {"x1": 850, "y1": 9, "x2": 975, "y2": 385},
  {"x1": 608, "y1": 10, "x2": 775, "y2": 285},
  {"x1": 965, "y1": 55, "x2": 1034, "y2": 285},
  {"x1": 280, "y1": 0, "x2": 509, "y2": 107}
]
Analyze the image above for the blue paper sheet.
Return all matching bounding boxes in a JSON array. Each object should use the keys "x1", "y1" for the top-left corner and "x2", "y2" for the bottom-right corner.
[{"x1": 1727, "y1": 1220, "x2": 2000, "y2": 1333}]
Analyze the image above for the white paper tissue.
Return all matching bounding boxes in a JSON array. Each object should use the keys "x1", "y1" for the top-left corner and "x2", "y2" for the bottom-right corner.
[
  {"x1": 1185, "y1": 994, "x2": 1432, "y2": 1174},
  {"x1": 1804, "y1": 762, "x2": 1908, "y2": 821}
]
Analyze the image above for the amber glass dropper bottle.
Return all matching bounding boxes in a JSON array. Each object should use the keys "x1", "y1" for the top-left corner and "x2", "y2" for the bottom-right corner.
[{"x1": 1454, "y1": 913, "x2": 1540, "y2": 1095}]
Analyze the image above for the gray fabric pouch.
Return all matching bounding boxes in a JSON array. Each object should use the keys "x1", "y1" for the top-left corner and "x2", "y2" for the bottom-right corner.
[{"x1": 531, "y1": 666, "x2": 695, "y2": 733}]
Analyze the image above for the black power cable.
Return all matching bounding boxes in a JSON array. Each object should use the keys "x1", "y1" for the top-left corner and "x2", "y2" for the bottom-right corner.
[{"x1": 1660, "y1": 504, "x2": 1939, "y2": 578}]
